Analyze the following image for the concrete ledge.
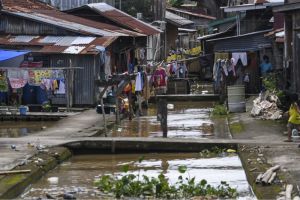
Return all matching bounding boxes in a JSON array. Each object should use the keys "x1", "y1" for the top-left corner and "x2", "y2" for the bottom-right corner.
[
  {"x1": 64, "y1": 139, "x2": 237, "y2": 154},
  {"x1": 150, "y1": 94, "x2": 220, "y2": 102},
  {"x1": 0, "y1": 147, "x2": 72, "y2": 199}
]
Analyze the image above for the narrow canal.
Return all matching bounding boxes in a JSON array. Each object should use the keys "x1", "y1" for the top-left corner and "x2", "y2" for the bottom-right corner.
[
  {"x1": 109, "y1": 101, "x2": 230, "y2": 139},
  {"x1": 21, "y1": 153, "x2": 255, "y2": 199}
]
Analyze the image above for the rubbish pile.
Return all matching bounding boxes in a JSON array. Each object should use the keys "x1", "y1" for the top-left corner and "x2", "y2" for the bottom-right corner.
[
  {"x1": 255, "y1": 165, "x2": 280, "y2": 185},
  {"x1": 251, "y1": 91, "x2": 283, "y2": 120}
]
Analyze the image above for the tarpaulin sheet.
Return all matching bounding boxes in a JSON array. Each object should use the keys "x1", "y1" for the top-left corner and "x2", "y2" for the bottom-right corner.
[{"x1": 0, "y1": 49, "x2": 30, "y2": 62}]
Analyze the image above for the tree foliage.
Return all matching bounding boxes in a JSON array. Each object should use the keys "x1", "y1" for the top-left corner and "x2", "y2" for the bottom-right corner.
[{"x1": 168, "y1": 0, "x2": 184, "y2": 7}]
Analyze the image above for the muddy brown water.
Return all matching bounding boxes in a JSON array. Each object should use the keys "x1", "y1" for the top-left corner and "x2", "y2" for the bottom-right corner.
[
  {"x1": 21, "y1": 153, "x2": 255, "y2": 199},
  {"x1": 110, "y1": 101, "x2": 230, "y2": 139},
  {"x1": 0, "y1": 121, "x2": 55, "y2": 138}
]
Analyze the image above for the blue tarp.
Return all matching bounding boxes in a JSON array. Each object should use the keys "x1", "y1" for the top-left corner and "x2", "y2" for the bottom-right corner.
[{"x1": 0, "y1": 49, "x2": 30, "y2": 62}]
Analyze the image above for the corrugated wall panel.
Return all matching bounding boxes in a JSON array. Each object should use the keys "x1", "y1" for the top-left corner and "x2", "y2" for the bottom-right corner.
[
  {"x1": 49, "y1": 54, "x2": 101, "y2": 106},
  {"x1": 212, "y1": 32, "x2": 272, "y2": 52},
  {"x1": 0, "y1": 14, "x2": 75, "y2": 35}
]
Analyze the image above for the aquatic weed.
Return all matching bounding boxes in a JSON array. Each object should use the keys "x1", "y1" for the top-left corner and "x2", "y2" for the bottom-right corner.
[{"x1": 94, "y1": 158, "x2": 238, "y2": 199}]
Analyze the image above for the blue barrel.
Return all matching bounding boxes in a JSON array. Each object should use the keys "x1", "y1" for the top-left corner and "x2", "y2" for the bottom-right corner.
[
  {"x1": 22, "y1": 84, "x2": 36, "y2": 104},
  {"x1": 19, "y1": 106, "x2": 27, "y2": 115},
  {"x1": 35, "y1": 86, "x2": 48, "y2": 104}
]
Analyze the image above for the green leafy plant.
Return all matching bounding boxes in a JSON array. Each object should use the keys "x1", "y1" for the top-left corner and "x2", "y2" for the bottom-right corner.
[
  {"x1": 94, "y1": 158, "x2": 238, "y2": 199},
  {"x1": 212, "y1": 104, "x2": 228, "y2": 116},
  {"x1": 42, "y1": 103, "x2": 51, "y2": 112},
  {"x1": 168, "y1": 0, "x2": 184, "y2": 7}
]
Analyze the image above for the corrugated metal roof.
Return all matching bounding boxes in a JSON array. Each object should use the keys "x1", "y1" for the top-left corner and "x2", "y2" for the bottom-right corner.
[
  {"x1": 63, "y1": 46, "x2": 86, "y2": 54},
  {"x1": 208, "y1": 30, "x2": 272, "y2": 52},
  {"x1": 71, "y1": 37, "x2": 96, "y2": 45},
  {"x1": 1, "y1": 0, "x2": 145, "y2": 37},
  {"x1": 166, "y1": 7, "x2": 216, "y2": 20},
  {"x1": 0, "y1": 35, "x2": 118, "y2": 54},
  {"x1": 10, "y1": 35, "x2": 38, "y2": 43},
  {"x1": 54, "y1": 36, "x2": 77, "y2": 46},
  {"x1": 66, "y1": 3, "x2": 161, "y2": 35},
  {"x1": 39, "y1": 36, "x2": 64, "y2": 44},
  {"x1": 165, "y1": 11, "x2": 194, "y2": 27},
  {"x1": 3, "y1": 11, "x2": 123, "y2": 37}
]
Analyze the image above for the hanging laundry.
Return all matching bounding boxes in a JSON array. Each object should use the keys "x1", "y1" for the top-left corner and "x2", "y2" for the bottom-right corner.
[
  {"x1": 105, "y1": 53, "x2": 112, "y2": 77},
  {"x1": 139, "y1": 48, "x2": 145, "y2": 60},
  {"x1": 52, "y1": 70, "x2": 64, "y2": 80},
  {"x1": 56, "y1": 80, "x2": 66, "y2": 94},
  {"x1": 28, "y1": 70, "x2": 52, "y2": 86},
  {"x1": 152, "y1": 66, "x2": 167, "y2": 88},
  {"x1": 222, "y1": 60, "x2": 229, "y2": 76},
  {"x1": 96, "y1": 46, "x2": 106, "y2": 66},
  {"x1": 53, "y1": 79, "x2": 59, "y2": 90},
  {"x1": 214, "y1": 53, "x2": 229, "y2": 63},
  {"x1": 7, "y1": 69, "x2": 29, "y2": 80},
  {"x1": 41, "y1": 78, "x2": 52, "y2": 90},
  {"x1": 232, "y1": 52, "x2": 248, "y2": 66},
  {"x1": 135, "y1": 72, "x2": 143, "y2": 92},
  {"x1": 7, "y1": 69, "x2": 29, "y2": 89}
]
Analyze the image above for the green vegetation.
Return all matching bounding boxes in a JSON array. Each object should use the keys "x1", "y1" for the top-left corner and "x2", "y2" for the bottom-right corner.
[
  {"x1": 95, "y1": 157, "x2": 238, "y2": 199},
  {"x1": 168, "y1": 0, "x2": 184, "y2": 7},
  {"x1": 211, "y1": 104, "x2": 228, "y2": 116},
  {"x1": 262, "y1": 73, "x2": 284, "y2": 99},
  {"x1": 229, "y1": 122, "x2": 244, "y2": 134},
  {"x1": 198, "y1": 147, "x2": 237, "y2": 158}
]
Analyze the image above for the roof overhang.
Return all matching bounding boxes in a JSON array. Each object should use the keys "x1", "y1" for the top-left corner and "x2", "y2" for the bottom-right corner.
[
  {"x1": 223, "y1": 2, "x2": 283, "y2": 12},
  {"x1": 273, "y1": 2, "x2": 300, "y2": 12},
  {"x1": 0, "y1": 35, "x2": 117, "y2": 55},
  {"x1": 223, "y1": 4, "x2": 266, "y2": 12}
]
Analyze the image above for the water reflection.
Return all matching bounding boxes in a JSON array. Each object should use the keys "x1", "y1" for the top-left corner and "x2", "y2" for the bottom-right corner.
[
  {"x1": 0, "y1": 121, "x2": 54, "y2": 138},
  {"x1": 22, "y1": 153, "x2": 255, "y2": 199},
  {"x1": 110, "y1": 102, "x2": 229, "y2": 139}
]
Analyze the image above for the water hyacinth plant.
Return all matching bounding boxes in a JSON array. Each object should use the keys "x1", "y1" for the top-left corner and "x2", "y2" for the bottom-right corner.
[{"x1": 94, "y1": 157, "x2": 238, "y2": 199}]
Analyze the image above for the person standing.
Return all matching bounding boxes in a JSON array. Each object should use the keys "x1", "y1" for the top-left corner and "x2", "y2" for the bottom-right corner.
[
  {"x1": 260, "y1": 55, "x2": 273, "y2": 76},
  {"x1": 284, "y1": 94, "x2": 300, "y2": 142}
]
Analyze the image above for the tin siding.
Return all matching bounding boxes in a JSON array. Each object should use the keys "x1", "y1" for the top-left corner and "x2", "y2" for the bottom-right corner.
[
  {"x1": 49, "y1": 54, "x2": 100, "y2": 106},
  {"x1": 0, "y1": 14, "x2": 77, "y2": 35}
]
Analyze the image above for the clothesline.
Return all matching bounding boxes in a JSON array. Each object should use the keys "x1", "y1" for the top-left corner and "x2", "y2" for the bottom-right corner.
[{"x1": 0, "y1": 67, "x2": 83, "y2": 70}]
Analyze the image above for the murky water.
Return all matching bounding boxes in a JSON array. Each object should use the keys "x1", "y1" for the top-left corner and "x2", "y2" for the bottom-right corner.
[
  {"x1": 109, "y1": 102, "x2": 230, "y2": 139},
  {"x1": 21, "y1": 153, "x2": 255, "y2": 199},
  {"x1": 0, "y1": 121, "x2": 55, "y2": 138}
]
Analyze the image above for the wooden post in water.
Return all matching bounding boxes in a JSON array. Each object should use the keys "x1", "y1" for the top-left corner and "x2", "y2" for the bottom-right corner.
[{"x1": 157, "y1": 93, "x2": 168, "y2": 138}]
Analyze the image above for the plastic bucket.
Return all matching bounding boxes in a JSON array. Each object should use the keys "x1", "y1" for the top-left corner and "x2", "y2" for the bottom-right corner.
[
  {"x1": 227, "y1": 85, "x2": 246, "y2": 113},
  {"x1": 19, "y1": 106, "x2": 27, "y2": 115}
]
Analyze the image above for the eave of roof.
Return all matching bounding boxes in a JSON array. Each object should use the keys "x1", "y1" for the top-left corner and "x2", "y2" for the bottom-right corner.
[
  {"x1": 273, "y1": 2, "x2": 300, "y2": 12},
  {"x1": 0, "y1": 35, "x2": 117, "y2": 54},
  {"x1": 206, "y1": 29, "x2": 272, "y2": 42},
  {"x1": 1, "y1": 1, "x2": 145, "y2": 37},
  {"x1": 166, "y1": 7, "x2": 216, "y2": 20},
  {"x1": 65, "y1": 3, "x2": 161, "y2": 35},
  {"x1": 165, "y1": 11, "x2": 194, "y2": 27}
]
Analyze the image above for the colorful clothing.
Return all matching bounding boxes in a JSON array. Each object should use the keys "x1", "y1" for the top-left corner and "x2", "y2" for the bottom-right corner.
[
  {"x1": 288, "y1": 103, "x2": 300, "y2": 125},
  {"x1": 152, "y1": 68, "x2": 167, "y2": 88}
]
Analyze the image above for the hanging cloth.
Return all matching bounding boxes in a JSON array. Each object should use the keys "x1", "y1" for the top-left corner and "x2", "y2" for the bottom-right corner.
[
  {"x1": 7, "y1": 69, "x2": 29, "y2": 89},
  {"x1": 56, "y1": 80, "x2": 66, "y2": 94},
  {"x1": 28, "y1": 70, "x2": 52, "y2": 86},
  {"x1": 105, "y1": 53, "x2": 112, "y2": 77},
  {"x1": 232, "y1": 52, "x2": 248, "y2": 66},
  {"x1": 214, "y1": 52, "x2": 229, "y2": 63},
  {"x1": 135, "y1": 72, "x2": 143, "y2": 92}
]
